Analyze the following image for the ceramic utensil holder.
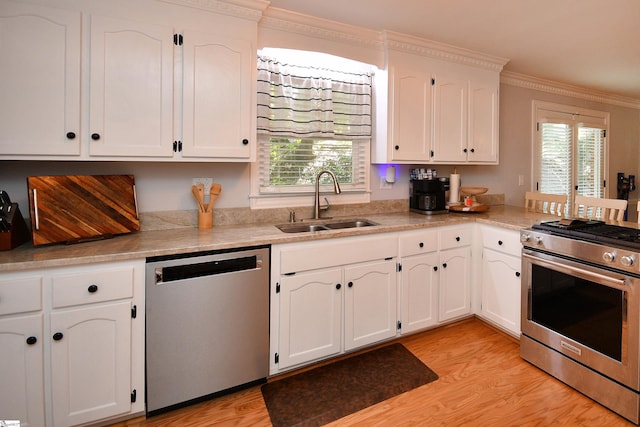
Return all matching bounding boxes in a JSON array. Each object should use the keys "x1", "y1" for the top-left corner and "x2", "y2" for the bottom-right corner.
[
  {"x1": 197, "y1": 209, "x2": 213, "y2": 229},
  {"x1": 0, "y1": 204, "x2": 30, "y2": 250}
]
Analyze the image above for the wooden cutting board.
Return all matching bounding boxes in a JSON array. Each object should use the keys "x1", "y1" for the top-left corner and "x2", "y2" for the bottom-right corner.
[{"x1": 27, "y1": 175, "x2": 140, "y2": 246}]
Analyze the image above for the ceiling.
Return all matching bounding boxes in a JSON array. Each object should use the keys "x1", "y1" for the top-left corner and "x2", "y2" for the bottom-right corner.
[{"x1": 266, "y1": 0, "x2": 640, "y2": 101}]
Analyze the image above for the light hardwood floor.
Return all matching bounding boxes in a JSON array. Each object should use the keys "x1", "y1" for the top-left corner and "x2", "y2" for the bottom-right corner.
[{"x1": 112, "y1": 318, "x2": 634, "y2": 426}]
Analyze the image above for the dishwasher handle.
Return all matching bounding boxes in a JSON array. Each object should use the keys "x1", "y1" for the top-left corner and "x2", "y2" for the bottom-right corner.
[{"x1": 155, "y1": 255, "x2": 262, "y2": 284}]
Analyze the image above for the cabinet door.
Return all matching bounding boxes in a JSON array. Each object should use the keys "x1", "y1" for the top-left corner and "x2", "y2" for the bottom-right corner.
[
  {"x1": 89, "y1": 15, "x2": 174, "y2": 157},
  {"x1": 278, "y1": 268, "x2": 342, "y2": 369},
  {"x1": 432, "y1": 73, "x2": 468, "y2": 163},
  {"x1": 0, "y1": 314, "x2": 45, "y2": 427},
  {"x1": 439, "y1": 246, "x2": 471, "y2": 322},
  {"x1": 50, "y1": 301, "x2": 132, "y2": 427},
  {"x1": 481, "y1": 249, "x2": 521, "y2": 335},
  {"x1": 181, "y1": 30, "x2": 253, "y2": 159},
  {"x1": 468, "y1": 79, "x2": 498, "y2": 162},
  {"x1": 0, "y1": 2, "x2": 81, "y2": 156},
  {"x1": 344, "y1": 259, "x2": 397, "y2": 351},
  {"x1": 400, "y1": 252, "x2": 439, "y2": 334},
  {"x1": 388, "y1": 64, "x2": 433, "y2": 162}
]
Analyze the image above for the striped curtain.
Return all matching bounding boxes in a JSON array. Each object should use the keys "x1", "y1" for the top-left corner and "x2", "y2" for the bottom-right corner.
[{"x1": 257, "y1": 55, "x2": 372, "y2": 139}]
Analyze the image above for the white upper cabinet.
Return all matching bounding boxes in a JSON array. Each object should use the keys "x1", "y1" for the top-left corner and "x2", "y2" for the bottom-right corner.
[
  {"x1": 181, "y1": 30, "x2": 254, "y2": 160},
  {"x1": 386, "y1": 59, "x2": 434, "y2": 162},
  {"x1": 374, "y1": 31, "x2": 507, "y2": 165},
  {"x1": 0, "y1": 0, "x2": 263, "y2": 161},
  {"x1": 88, "y1": 15, "x2": 175, "y2": 158},
  {"x1": 0, "y1": 2, "x2": 81, "y2": 156}
]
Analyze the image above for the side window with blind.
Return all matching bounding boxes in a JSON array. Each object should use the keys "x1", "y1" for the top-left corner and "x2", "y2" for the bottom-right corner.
[
  {"x1": 250, "y1": 48, "x2": 375, "y2": 209},
  {"x1": 533, "y1": 101, "x2": 609, "y2": 215}
]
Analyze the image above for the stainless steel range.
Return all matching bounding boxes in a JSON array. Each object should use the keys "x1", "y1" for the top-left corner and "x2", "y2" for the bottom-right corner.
[{"x1": 520, "y1": 218, "x2": 640, "y2": 424}]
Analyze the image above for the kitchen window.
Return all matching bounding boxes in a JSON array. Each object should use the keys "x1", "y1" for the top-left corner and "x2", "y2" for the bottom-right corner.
[
  {"x1": 533, "y1": 101, "x2": 609, "y2": 215},
  {"x1": 250, "y1": 49, "x2": 375, "y2": 209}
]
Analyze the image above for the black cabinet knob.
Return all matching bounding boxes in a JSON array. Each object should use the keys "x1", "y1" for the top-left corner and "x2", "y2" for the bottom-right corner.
[
  {"x1": 433, "y1": 266, "x2": 438, "y2": 271},
  {"x1": 336, "y1": 283, "x2": 341, "y2": 290},
  {"x1": 66, "y1": 132, "x2": 76, "y2": 139},
  {"x1": 88, "y1": 284, "x2": 98, "y2": 293},
  {"x1": 515, "y1": 272, "x2": 521, "y2": 277},
  {"x1": 470, "y1": 148, "x2": 475, "y2": 153},
  {"x1": 242, "y1": 138, "x2": 249, "y2": 145},
  {"x1": 394, "y1": 145, "x2": 399, "y2": 150},
  {"x1": 91, "y1": 133, "x2": 100, "y2": 140},
  {"x1": 348, "y1": 281, "x2": 353, "y2": 288},
  {"x1": 26, "y1": 336, "x2": 37, "y2": 345},
  {"x1": 53, "y1": 332, "x2": 64, "y2": 341},
  {"x1": 419, "y1": 242, "x2": 424, "y2": 248},
  {"x1": 498, "y1": 240, "x2": 503, "y2": 245},
  {"x1": 442, "y1": 263, "x2": 447, "y2": 268},
  {"x1": 463, "y1": 148, "x2": 468, "y2": 153},
  {"x1": 455, "y1": 236, "x2": 460, "y2": 242}
]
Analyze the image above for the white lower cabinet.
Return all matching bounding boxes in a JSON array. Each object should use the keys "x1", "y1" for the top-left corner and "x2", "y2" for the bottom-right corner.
[
  {"x1": 50, "y1": 301, "x2": 133, "y2": 426},
  {"x1": 479, "y1": 225, "x2": 522, "y2": 336},
  {"x1": 278, "y1": 267, "x2": 343, "y2": 369},
  {"x1": 398, "y1": 225, "x2": 472, "y2": 334},
  {"x1": 438, "y1": 245, "x2": 472, "y2": 322},
  {"x1": 271, "y1": 234, "x2": 398, "y2": 373},
  {"x1": 344, "y1": 260, "x2": 397, "y2": 351},
  {"x1": 0, "y1": 260, "x2": 145, "y2": 427},
  {"x1": 0, "y1": 313, "x2": 45, "y2": 427}
]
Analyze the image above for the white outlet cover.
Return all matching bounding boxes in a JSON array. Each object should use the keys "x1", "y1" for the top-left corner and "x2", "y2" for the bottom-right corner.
[{"x1": 193, "y1": 177, "x2": 213, "y2": 193}]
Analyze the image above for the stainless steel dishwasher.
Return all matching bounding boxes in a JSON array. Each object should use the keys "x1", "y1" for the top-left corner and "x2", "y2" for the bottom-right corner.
[{"x1": 145, "y1": 245, "x2": 269, "y2": 416}]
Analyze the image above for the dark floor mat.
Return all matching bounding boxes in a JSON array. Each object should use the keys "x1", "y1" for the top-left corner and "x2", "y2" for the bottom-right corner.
[{"x1": 261, "y1": 343, "x2": 438, "y2": 427}]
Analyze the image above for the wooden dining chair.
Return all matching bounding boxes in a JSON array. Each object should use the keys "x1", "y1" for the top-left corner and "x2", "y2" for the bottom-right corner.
[
  {"x1": 573, "y1": 195, "x2": 628, "y2": 221},
  {"x1": 524, "y1": 191, "x2": 566, "y2": 216}
]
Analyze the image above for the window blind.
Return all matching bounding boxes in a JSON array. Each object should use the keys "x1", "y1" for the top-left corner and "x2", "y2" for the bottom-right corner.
[{"x1": 257, "y1": 56, "x2": 372, "y2": 138}]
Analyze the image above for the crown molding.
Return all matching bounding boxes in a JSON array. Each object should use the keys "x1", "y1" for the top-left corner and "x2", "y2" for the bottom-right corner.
[
  {"x1": 501, "y1": 70, "x2": 640, "y2": 110},
  {"x1": 159, "y1": 0, "x2": 269, "y2": 21},
  {"x1": 259, "y1": 8, "x2": 384, "y2": 51},
  {"x1": 383, "y1": 30, "x2": 509, "y2": 73}
]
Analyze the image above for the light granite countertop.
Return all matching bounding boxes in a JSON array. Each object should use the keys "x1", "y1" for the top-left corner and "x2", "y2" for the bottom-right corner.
[{"x1": 0, "y1": 205, "x2": 562, "y2": 272}]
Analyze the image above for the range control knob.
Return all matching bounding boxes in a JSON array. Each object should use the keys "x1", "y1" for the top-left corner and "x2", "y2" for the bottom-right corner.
[
  {"x1": 621, "y1": 255, "x2": 635, "y2": 267},
  {"x1": 520, "y1": 233, "x2": 530, "y2": 243},
  {"x1": 603, "y1": 252, "x2": 616, "y2": 263},
  {"x1": 534, "y1": 236, "x2": 544, "y2": 245}
]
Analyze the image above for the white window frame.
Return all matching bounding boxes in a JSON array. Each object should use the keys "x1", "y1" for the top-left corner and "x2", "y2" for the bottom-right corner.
[{"x1": 532, "y1": 100, "x2": 610, "y2": 214}]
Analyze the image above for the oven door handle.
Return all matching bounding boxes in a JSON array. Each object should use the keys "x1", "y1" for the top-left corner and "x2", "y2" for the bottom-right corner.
[{"x1": 522, "y1": 252, "x2": 628, "y2": 290}]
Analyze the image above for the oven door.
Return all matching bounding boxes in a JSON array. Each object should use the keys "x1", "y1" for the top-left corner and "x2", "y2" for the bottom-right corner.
[{"x1": 521, "y1": 248, "x2": 640, "y2": 390}]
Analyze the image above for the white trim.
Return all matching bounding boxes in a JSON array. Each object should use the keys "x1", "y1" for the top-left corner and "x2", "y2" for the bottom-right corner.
[
  {"x1": 502, "y1": 71, "x2": 640, "y2": 110},
  {"x1": 159, "y1": 0, "x2": 268, "y2": 21},
  {"x1": 249, "y1": 191, "x2": 370, "y2": 209},
  {"x1": 383, "y1": 30, "x2": 509, "y2": 73}
]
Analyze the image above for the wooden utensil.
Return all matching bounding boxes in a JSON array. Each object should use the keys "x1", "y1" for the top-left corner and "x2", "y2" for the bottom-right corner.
[
  {"x1": 206, "y1": 183, "x2": 222, "y2": 213},
  {"x1": 191, "y1": 184, "x2": 205, "y2": 213}
]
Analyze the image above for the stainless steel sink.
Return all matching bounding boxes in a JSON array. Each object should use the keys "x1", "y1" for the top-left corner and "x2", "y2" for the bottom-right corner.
[
  {"x1": 276, "y1": 218, "x2": 377, "y2": 233},
  {"x1": 276, "y1": 223, "x2": 329, "y2": 233},
  {"x1": 324, "y1": 219, "x2": 376, "y2": 229}
]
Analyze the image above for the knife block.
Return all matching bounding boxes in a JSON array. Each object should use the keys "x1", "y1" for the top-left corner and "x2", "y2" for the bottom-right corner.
[{"x1": 0, "y1": 204, "x2": 30, "y2": 250}]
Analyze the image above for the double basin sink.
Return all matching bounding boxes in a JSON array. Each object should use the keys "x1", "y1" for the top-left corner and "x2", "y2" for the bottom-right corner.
[{"x1": 276, "y1": 218, "x2": 377, "y2": 233}]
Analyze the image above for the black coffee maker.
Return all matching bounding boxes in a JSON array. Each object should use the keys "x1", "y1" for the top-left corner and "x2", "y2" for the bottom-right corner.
[{"x1": 410, "y1": 177, "x2": 450, "y2": 214}]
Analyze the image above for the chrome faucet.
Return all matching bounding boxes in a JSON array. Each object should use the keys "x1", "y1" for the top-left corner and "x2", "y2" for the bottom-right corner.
[{"x1": 314, "y1": 170, "x2": 342, "y2": 219}]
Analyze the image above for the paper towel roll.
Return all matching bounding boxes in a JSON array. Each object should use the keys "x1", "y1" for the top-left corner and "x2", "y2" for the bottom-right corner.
[{"x1": 449, "y1": 173, "x2": 460, "y2": 204}]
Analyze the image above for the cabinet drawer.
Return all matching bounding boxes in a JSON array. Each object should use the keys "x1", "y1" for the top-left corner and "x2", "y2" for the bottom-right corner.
[
  {"x1": 0, "y1": 275, "x2": 43, "y2": 315},
  {"x1": 439, "y1": 226, "x2": 472, "y2": 250},
  {"x1": 51, "y1": 265, "x2": 135, "y2": 308},
  {"x1": 399, "y1": 230, "x2": 438, "y2": 257},
  {"x1": 279, "y1": 234, "x2": 397, "y2": 274},
  {"x1": 481, "y1": 226, "x2": 521, "y2": 256}
]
